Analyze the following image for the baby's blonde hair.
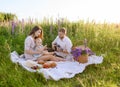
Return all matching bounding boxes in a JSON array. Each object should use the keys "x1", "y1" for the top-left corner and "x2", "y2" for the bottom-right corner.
[{"x1": 35, "y1": 38, "x2": 42, "y2": 44}]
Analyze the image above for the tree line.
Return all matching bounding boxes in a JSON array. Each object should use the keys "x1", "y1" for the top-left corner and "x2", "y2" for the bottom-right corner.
[{"x1": 0, "y1": 12, "x2": 17, "y2": 22}]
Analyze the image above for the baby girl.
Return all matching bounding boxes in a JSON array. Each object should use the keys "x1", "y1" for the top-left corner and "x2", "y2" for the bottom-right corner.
[{"x1": 33, "y1": 38, "x2": 54, "y2": 58}]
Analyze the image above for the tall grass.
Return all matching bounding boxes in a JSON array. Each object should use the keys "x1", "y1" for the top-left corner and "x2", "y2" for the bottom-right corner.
[{"x1": 0, "y1": 19, "x2": 120, "y2": 87}]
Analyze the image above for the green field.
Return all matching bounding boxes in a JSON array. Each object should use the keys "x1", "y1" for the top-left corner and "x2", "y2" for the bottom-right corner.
[{"x1": 0, "y1": 19, "x2": 120, "y2": 87}]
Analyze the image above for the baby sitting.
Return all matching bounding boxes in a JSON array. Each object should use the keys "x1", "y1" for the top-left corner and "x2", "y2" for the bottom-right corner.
[{"x1": 33, "y1": 38, "x2": 54, "y2": 58}]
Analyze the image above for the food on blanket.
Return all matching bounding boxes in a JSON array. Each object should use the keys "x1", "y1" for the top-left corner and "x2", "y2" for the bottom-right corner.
[
  {"x1": 43, "y1": 61, "x2": 57, "y2": 68},
  {"x1": 31, "y1": 65, "x2": 39, "y2": 70},
  {"x1": 25, "y1": 60, "x2": 42, "y2": 69},
  {"x1": 25, "y1": 60, "x2": 37, "y2": 67},
  {"x1": 38, "y1": 60, "x2": 45, "y2": 64},
  {"x1": 43, "y1": 63, "x2": 50, "y2": 68},
  {"x1": 50, "y1": 62, "x2": 57, "y2": 68}
]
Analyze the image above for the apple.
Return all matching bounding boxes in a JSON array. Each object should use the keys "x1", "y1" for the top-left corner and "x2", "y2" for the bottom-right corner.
[
  {"x1": 31, "y1": 65, "x2": 39, "y2": 70},
  {"x1": 43, "y1": 63, "x2": 51, "y2": 68},
  {"x1": 50, "y1": 62, "x2": 57, "y2": 68}
]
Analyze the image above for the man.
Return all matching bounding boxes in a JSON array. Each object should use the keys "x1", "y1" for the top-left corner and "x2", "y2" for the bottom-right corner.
[{"x1": 52, "y1": 28, "x2": 73, "y2": 60}]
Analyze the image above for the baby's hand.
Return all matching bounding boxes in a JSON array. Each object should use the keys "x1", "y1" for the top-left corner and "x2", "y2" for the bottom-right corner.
[
  {"x1": 44, "y1": 45, "x2": 47, "y2": 50},
  {"x1": 44, "y1": 45, "x2": 47, "y2": 47}
]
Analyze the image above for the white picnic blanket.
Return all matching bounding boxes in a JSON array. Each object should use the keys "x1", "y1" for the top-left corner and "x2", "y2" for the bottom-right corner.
[{"x1": 10, "y1": 51, "x2": 103, "y2": 81}]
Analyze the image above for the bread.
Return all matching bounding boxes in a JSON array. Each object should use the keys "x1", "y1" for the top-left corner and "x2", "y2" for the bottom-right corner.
[
  {"x1": 43, "y1": 61, "x2": 57, "y2": 68},
  {"x1": 25, "y1": 60, "x2": 37, "y2": 68}
]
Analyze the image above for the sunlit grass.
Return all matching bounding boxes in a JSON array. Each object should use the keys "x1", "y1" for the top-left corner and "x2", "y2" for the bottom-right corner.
[{"x1": 0, "y1": 19, "x2": 120, "y2": 87}]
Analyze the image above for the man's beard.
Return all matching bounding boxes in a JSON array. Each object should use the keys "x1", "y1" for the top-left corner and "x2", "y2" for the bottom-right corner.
[{"x1": 59, "y1": 36, "x2": 64, "y2": 39}]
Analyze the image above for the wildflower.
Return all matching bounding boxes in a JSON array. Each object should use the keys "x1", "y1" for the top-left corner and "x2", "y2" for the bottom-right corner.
[
  {"x1": 58, "y1": 19, "x2": 61, "y2": 30},
  {"x1": 71, "y1": 47, "x2": 95, "y2": 61},
  {"x1": 11, "y1": 21, "x2": 16, "y2": 34},
  {"x1": 22, "y1": 19, "x2": 24, "y2": 30},
  {"x1": 50, "y1": 24, "x2": 53, "y2": 35}
]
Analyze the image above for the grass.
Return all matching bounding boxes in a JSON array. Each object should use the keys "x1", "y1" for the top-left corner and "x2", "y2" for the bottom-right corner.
[{"x1": 0, "y1": 19, "x2": 120, "y2": 87}]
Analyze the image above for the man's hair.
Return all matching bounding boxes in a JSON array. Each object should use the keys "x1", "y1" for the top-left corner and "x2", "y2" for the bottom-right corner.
[{"x1": 58, "y1": 28, "x2": 66, "y2": 34}]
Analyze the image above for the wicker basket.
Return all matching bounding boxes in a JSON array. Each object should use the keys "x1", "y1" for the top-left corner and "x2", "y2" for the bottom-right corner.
[{"x1": 78, "y1": 54, "x2": 88, "y2": 63}]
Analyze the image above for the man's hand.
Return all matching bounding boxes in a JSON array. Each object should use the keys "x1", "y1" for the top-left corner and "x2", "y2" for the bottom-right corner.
[
  {"x1": 63, "y1": 49, "x2": 69, "y2": 54},
  {"x1": 52, "y1": 44, "x2": 55, "y2": 50},
  {"x1": 57, "y1": 47, "x2": 62, "y2": 52}
]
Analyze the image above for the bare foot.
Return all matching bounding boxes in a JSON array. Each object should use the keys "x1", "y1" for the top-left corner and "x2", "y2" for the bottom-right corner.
[{"x1": 50, "y1": 52, "x2": 55, "y2": 55}]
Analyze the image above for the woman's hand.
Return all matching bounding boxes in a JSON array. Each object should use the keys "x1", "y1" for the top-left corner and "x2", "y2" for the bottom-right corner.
[
  {"x1": 25, "y1": 49, "x2": 42, "y2": 55},
  {"x1": 43, "y1": 51, "x2": 49, "y2": 55}
]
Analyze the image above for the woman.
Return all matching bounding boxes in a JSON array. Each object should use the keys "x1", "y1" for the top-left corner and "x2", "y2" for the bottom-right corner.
[{"x1": 24, "y1": 26, "x2": 65, "y2": 63}]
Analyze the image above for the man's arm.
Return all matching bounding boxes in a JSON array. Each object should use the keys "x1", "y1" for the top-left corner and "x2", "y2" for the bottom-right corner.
[
  {"x1": 52, "y1": 36, "x2": 58, "y2": 50},
  {"x1": 63, "y1": 38, "x2": 72, "y2": 53}
]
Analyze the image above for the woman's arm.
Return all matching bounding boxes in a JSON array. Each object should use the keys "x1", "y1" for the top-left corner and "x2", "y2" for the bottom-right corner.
[
  {"x1": 25, "y1": 49, "x2": 41, "y2": 55},
  {"x1": 26, "y1": 46, "x2": 46, "y2": 55}
]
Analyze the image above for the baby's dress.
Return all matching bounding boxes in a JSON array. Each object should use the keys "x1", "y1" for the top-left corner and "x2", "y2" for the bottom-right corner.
[{"x1": 33, "y1": 45, "x2": 44, "y2": 58}]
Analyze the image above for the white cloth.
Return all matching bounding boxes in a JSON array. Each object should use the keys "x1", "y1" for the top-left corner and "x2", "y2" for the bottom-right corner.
[
  {"x1": 10, "y1": 51, "x2": 103, "y2": 81},
  {"x1": 33, "y1": 45, "x2": 43, "y2": 58},
  {"x1": 52, "y1": 36, "x2": 72, "y2": 53},
  {"x1": 24, "y1": 36, "x2": 36, "y2": 60}
]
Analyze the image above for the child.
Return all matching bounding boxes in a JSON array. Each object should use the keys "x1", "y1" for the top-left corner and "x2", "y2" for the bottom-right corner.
[{"x1": 33, "y1": 38, "x2": 54, "y2": 58}]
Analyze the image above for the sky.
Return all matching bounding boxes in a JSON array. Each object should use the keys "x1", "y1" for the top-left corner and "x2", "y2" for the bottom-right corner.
[{"x1": 0, "y1": 0, "x2": 120, "y2": 23}]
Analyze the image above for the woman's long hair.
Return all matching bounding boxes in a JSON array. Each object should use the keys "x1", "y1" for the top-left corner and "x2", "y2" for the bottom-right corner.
[{"x1": 29, "y1": 26, "x2": 43, "y2": 39}]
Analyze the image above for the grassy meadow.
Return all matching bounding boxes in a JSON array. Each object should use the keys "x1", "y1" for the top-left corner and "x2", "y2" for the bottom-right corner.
[{"x1": 0, "y1": 19, "x2": 120, "y2": 87}]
